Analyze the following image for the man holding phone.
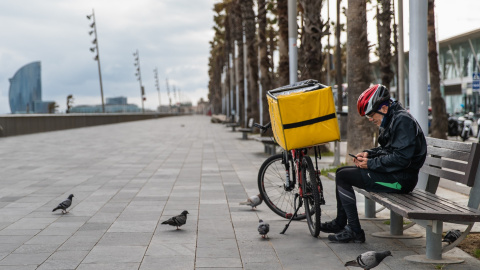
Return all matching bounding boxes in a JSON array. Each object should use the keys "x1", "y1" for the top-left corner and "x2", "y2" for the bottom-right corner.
[{"x1": 321, "y1": 84, "x2": 427, "y2": 243}]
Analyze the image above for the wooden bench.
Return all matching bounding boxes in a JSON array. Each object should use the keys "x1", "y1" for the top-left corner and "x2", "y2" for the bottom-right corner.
[
  {"x1": 238, "y1": 118, "x2": 254, "y2": 140},
  {"x1": 226, "y1": 122, "x2": 241, "y2": 131},
  {"x1": 254, "y1": 136, "x2": 278, "y2": 155},
  {"x1": 353, "y1": 137, "x2": 480, "y2": 263}
]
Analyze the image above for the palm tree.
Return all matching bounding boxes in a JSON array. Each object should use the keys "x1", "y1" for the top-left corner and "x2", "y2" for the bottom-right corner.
[
  {"x1": 346, "y1": 0, "x2": 374, "y2": 158},
  {"x1": 208, "y1": 2, "x2": 227, "y2": 113},
  {"x1": 376, "y1": 0, "x2": 394, "y2": 89},
  {"x1": 241, "y1": 0, "x2": 259, "y2": 122},
  {"x1": 428, "y1": 0, "x2": 447, "y2": 138},
  {"x1": 258, "y1": 0, "x2": 273, "y2": 125},
  {"x1": 277, "y1": 0, "x2": 289, "y2": 86},
  {"x1": 298, "y1": 0, "x2": 328, "y2": 82},
  {"x1": 233, "y1": 0, "x2": 245, "y2": 125}
]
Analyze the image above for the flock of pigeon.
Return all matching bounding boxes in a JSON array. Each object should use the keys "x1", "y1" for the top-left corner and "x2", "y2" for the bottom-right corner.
[{"x1": 50, "y1": 192, "x2": 464, "y2": 269}]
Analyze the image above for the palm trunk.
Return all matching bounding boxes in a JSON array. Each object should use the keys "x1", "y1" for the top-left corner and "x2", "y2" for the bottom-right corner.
[
  {"x1": 347, "y1": 0, "x2": 374, "y2": 159},
  {"x1": 258, "y1": 0, "x2": 272, "y2": 125},
  {"x1": 428, "y1": 0, "x2": 447, "y2": 138},
  {"x1": 241, "y1": 0, "x2": 259, "y2": 123},
  {"x1": 298, "y1": 0, "x2": 326, "y2": 82},
  {"x1": 377, "y1": 0, "x2": 394, "y2": 89},
  {"x1": 277, "y1": 0, "x2": 289, "y2": 87}
]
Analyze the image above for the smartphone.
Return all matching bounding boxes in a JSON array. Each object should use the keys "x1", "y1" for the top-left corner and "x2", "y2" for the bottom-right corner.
[{"x1": 349, "y1": 153, "x2": 359, "y2": 160}]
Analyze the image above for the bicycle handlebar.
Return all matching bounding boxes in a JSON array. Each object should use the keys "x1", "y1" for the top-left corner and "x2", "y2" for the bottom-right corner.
[{"x1": 253, "y1": 122, "x2": 271, "y2": 134}]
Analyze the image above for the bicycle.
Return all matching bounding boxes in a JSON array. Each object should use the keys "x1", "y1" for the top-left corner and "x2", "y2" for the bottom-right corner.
[{"x1": 254, "y1": 122, "x2": 325, "y2": 237}]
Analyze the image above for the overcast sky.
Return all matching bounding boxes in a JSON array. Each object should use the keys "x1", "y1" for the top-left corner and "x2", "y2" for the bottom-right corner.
[{"x1": 1, "y1": 1, "x2": 480, "y2": 114}]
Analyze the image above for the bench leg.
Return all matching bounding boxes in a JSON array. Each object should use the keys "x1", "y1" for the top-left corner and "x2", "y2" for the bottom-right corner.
[
  {"x1": 271, "y1": 145, "x2": 276, "y2": 155},
  {"x1": 390, "y1": 211, "x2": 403, "y2": 236},
  {"x1": 371, "y1": 211, "x2": 422, "y2": 239},
  {"x1": 364, "y1": 197, "x2": 376, "y2": 218},
  {"x1": 242, "y1": 132, "x2": 248, "y2": 140},
  {"x1": 426, "y1": 221, "x2": 443, "y2": 260},
  {"x1": 405, "y1": 220, "x2": 464, "y2": 264}
]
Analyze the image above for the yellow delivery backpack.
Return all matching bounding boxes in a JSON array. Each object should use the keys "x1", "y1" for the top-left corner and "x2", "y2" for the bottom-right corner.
[{"x1": 267, "y1": 80, "x2": 340, "y2": 151}]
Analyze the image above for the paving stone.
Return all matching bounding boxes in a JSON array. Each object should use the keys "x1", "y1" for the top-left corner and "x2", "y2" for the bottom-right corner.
[{"x1": 82, "y1": 246, "x2": 147, "y2": 264}]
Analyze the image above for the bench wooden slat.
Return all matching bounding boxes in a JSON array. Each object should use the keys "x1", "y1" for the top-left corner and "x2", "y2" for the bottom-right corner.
[
  {"x1": 355, "y1": 188, "x2": 480, "y2": 222},
  {"x1": 426, "y1": 137, "x2": 473, "y2": 152},
  {"x1": 423, "y1": 156, "x2": 468, "y2": 172},
  {"x1": 420, "y1": 165, "x2": 467, "y2": 184},
  {"x1": 414, "y1": 189, "x2": 480, "y2": 214},
  {"x1": 426, "y1": 146, "x2": 471, "y2": 161}
]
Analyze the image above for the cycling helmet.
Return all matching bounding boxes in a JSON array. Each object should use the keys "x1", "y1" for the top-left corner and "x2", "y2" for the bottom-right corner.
[{"x1": 357, "y1": 84, "x2": 390, "y2": 116}]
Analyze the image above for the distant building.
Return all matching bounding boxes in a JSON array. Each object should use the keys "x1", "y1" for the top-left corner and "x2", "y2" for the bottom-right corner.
[
  {"x1": 196, "y1": 98, "x2": 210, "y2": 115},
  {"x1": 8, "y1": 61, "x2": 55, "y2": 113},
  {"x1": 106, "y1": 97, "x2": 127, "y2": 105},
  {"x1": 69, "y1": 96, "x2": 141, "y2": 113}
]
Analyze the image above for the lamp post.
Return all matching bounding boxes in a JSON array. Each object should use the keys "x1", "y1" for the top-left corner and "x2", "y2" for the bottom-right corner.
[
  {"x1": 154, "y1": 67, "x2": 161, "y2": 112},
  {"x1": 133, "y1": 50, "x2": 145, "y2": 113},
  {"x1": 86, "y1": 9, "x2": 105, "y2": 113},
  {"x1": 165, "y1": 78, "x2": 172, "y2": 112}
]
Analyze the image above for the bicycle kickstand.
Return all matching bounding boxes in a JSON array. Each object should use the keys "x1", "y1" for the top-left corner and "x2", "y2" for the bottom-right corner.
[{"x1": 280, "y1": 193, "x2": 303, "y2": 234}]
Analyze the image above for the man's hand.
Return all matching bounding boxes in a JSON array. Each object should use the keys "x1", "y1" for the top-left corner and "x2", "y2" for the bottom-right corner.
[{"x1": 353, "y1": 152, "x2": 369, "y2": 169}]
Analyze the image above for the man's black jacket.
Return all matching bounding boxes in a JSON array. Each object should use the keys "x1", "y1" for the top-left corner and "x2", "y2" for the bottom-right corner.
[{"x1": 365, "y1": 101, "x2": 427, "y2": 173}]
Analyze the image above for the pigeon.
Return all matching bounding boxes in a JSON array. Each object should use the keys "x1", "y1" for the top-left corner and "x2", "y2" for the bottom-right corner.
[
  {"x1": 442, "y1": 229, "x2": 461, "y2": 244},
  {"x1": 258, "y1": 219, "x2": 270, "y2": 239},
  {"x1": 161, "y1": 210, "x2": 189, "y2": 230},
  {"x1": 52, "y1": 194, "x2": 74, "y2": 214},
  {"x1": 344, "y1": 250, "x2": 392, "y2": 269},
  {"x1": 239, "y1": 194, "x2": 263, "y2": 209}
]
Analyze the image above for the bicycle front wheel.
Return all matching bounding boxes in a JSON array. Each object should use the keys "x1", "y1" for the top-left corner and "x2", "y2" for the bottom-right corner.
[
  {"x1": 302, "y1": 156, "x2": 321, "y2": 237},
  {"x1": 258, "y1": 153, "x2": 306, "y2": 220}
]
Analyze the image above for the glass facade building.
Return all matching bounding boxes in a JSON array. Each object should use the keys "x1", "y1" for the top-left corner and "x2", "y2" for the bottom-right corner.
[
  {"x1": 9, "y1": 61, "x2": 42, "y2": 113},
  {"x1": 371, "y1": 28, "x2": 480, "y2": 115}
]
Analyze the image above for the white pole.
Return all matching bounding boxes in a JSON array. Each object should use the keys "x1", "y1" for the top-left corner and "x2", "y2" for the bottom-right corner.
[
  {"x1": 397, "y1": 0, "x2": 405, "y2": 106},
  {"x1": 409, "y1": 0, "x2": 428, "y2": 189},
  {"x1": 258, "y1": 49, "x2": 263, "y2": 125},
  {"x1": 235, "y1": 41, "x2": 240, "y2": 123},
  {"x1": 230, "y1": 53, "x2": 234, "y2": 120},
  {"x1": 243, "y1": 25, "x2": 248, "y2": 127},
  {"x1": 288, "y1": 0, "x2": 298, "y2": 84}
]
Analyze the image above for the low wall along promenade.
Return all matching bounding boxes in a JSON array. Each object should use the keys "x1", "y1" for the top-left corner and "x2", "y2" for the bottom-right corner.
[{"x1": 0, "y1": 113, "x2": 181, "y2": 137}]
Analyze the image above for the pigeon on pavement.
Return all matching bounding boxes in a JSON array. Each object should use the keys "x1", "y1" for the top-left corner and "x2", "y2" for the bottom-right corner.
[
  {"x1": 239, "y1": 194, "x2": 263, "y2": 209},
  {"x1": 52, "y1": 194, "x2": 74, "y2": 214},
  {"x1": 161, "y1": 210, "x2": 189, "y2": 230},
  {"x1": 258, "y1": 219, "x2": 269, "y2": 239},
  {"x1": 344, "y1": 250, "x2": 392, "y2": 269},
  {"x1": 442, "y1": 229, "x2": 461, "y2": 244}
]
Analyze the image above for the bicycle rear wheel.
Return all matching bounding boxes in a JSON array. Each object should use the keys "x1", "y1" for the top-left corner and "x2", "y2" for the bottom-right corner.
[
  {"x1": 258, "y1": 153, "x2": 306, "y2": 220},
  {"x1": 302, "y1": 156, "x2": 321, "y2": 237}
]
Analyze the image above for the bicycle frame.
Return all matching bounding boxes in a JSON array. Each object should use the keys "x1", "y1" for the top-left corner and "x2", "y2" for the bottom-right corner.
[{"x1": 290, "y1": 149, "x2": 307, "y2": 198}]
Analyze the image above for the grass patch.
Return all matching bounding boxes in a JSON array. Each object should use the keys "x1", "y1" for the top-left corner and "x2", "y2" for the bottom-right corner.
[
  {"x1": 383, "y1": 220, "x2": 412, "y2": 225},
  {"x1": 474, "y1": 249, "x2": 480, "y2": 258},
  {"x1": 319, "y1": 163, "x2": 347, "y2": 176},
  {"x1": 321, "y1": 151, "x2": 334, "y2": 157}
]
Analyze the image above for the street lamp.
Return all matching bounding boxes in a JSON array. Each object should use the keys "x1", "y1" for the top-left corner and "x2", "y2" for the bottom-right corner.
[
  {"x1": 154, "y1": 67, "x2": 161, "y2": 112},
  {"x1": 165, "y1": 77, "x2": 172, "y2": 112},
  {"x1": 86, "y1": 9, "x2": 105, "y2": 113},
  {"x1": 133, "y1": 50, "x2": 145, "y2": 113}
]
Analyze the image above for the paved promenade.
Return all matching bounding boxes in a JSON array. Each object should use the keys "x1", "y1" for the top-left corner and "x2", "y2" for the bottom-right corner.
[{"x1": 0, "y1": 115, "x2": 479, "y2": 269}]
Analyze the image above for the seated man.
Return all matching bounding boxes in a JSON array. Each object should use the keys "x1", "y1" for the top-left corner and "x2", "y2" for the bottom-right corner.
[{"x1": 322, "y1": 84, "x2": 427, "y2": 243}]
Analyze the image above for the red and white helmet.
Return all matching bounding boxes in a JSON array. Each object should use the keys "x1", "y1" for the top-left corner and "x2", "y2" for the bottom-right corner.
[{"x1": 357, "y1": 84, "x2": 390, "y2": 116}]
